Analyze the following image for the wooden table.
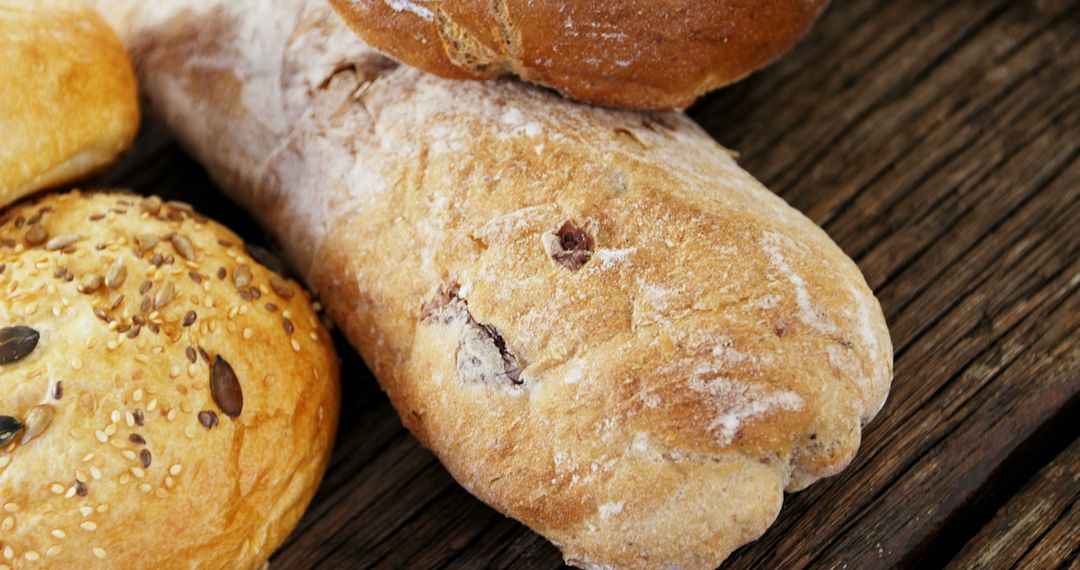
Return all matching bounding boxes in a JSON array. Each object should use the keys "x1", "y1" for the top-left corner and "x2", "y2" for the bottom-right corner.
[{"x1": 99, "y1": 0, "x2": 1079, "y2": 567}]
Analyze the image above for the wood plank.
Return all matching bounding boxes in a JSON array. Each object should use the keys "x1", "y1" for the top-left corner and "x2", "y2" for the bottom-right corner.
[{"x1": 947, "y1": 439, "x2": 1080, "y2": 569}]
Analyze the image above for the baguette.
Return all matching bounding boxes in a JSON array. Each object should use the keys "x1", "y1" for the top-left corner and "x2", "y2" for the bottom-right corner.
[
  {"x1": 95, "y1": 1, "x2": 893, "y2": 567},
  {"x1": 0, "y1": 0, "x2": 139, "y2": 208},
  {"x1": 327, "y1": 0, "x2": 829, "y2": 110}
]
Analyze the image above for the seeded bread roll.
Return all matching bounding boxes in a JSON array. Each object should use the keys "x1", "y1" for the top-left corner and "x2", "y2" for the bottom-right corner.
[
  {"x1": 95, "y1": 1, "x2": 891, "y2": 568},
  {"x1": 0, "y1": 191, "x2": 339, "y2": 569},
  {"x1": 326, "y1": 0, "x2": 829, "y2": 110},
  {"x1": 0, "y1": 0, "x2": 139, "y2": 209}
]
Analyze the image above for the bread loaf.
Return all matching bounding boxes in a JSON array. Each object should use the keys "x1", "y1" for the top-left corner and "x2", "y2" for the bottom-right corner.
[
  {"x1": 0, "y1": 191, "x2": 339, "y2": 569},
  {"x1": 0, "y1": 0, "x2": 139, "y2": 208},
  {"x1": 95, "y1": 1, "x2": 892, "y2": 567},
  {"x1": 327, "y1": 0, "x2": 829, "y2": 110}
]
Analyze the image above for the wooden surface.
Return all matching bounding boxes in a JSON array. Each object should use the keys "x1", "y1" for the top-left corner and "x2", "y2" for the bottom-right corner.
[{"x1": 96, "y1": 0, "x2": 1079, "y2": 567}]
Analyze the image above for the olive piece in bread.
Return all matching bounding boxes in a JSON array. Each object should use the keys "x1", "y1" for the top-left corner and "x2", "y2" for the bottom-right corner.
[{"x1": 0, "y1": 191, "x2": 339, "y2": 569}]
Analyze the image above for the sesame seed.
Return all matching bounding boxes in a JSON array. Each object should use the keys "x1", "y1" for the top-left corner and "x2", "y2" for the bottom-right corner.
[
  {"x1": 81, "y1": 521, "x2": 97, "y2": 531},
  {"x1": 147, "y1": 399, "x2": 158, "y2": 412},
  {"x1": 242, "y1": 327, "x2": 254, "y2": 340},
  {"x1": 122, "y1": 450, "x2": 137, "y2": 460},
  {"x1": 46, "y1": 546, "x2": 60, "y2": 557},
  {"x1": 90, "y1": 466, "x2": 103, "y2": 480},
  {"x1": 131, "y1": 466, "x2": 146, "y2": 479},
  {"x1": 155, "y1": 488, "x2": 168, "y2": 499},
  {"x1": 291, "y1": 339, "x2": 301, "y2": 352},
  {"x1": 52, "y1": 529, "x2": 67, "y2": 539},
  {"x1": 133, "y1": 389, "x2": 144, "y2": 402},
  {"x1": 93, "y1": 547, "x2": 107, "y2": 559},
  {"x1": 64, "y1": 485, "x2": 76, "y2": 498},
  {"x1": 94, "y1": 431, "x2": 108, "y2": 443},
  {"x1": 24, "y1": 551, "x2": 40, "y2": 561},
  {"x1": 0, "y1": 517, "x2": 11, "y2": 531},
  {"x1": 50, "y1": 483, "x2": 65, "y2": 494},
  {"x1": 139, "y1": 482, "x2": 153, "y2": 493},
  {"x1": 169, "y1": 464, "x2": 183, "y2": 476},
  {"x1": 3, "y1": 503, "x2": 19, "y2": 512},
  {"x1": 80, "y1": 506, "x2": 93, "y2": 517},
  {"x1": 3, "y1": 545, "x2": 12, "y2": 559},
  {"x1": 0, "y1": 456, "x2": 8, "y2": 469}
]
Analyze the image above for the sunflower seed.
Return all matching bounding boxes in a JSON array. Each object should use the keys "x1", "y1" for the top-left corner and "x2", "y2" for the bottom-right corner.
[
  {"x1": 0, "y1": 416, "x2": 22, "y2": 448},
  {"x1": 210, "y1": 356, "x2": 243, "y2": 418},
  {"x1": 78, "y1": 274, "x2": 103, "y2": 294},
  {"x1": 45, "y1": 234, "x2": 79, "y2": 251},
  {"x1": 135, "y1": 234, "x2": 160, "y2": 250},
  {"x1": 171, "y1": 233, "x2": 196, "y2": 261},
  {"x1": 105, "y1": 258, "x2": 127, "y2": 289},
  {"x1": 20, "y1": 404, "x2": 54, "y2": 445},
  {"x1": 233, "y1": 265, "x2": 253, "y2": 289},
  {"x1": 141, "y1": 196, "x2": 163, "y2": 215},
  {"x1": 0, "y1": 326, "x2": 39, "y2": 364},
  {"x1": 154, "y1": 282, "x2": 175, "y2": 309}
]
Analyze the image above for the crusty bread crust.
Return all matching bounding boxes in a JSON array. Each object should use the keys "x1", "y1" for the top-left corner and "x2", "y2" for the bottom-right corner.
[
  {"x1": 0, "y1": 191, "x2": 340, "y2": 569},
  {"x1": 0, "y1": 0, "x2": 139, "y2": 209},
  {"x1": 96, "y1": 1, "x2": 891, "y2": 567},
  {"x1": 327, "y1": 0, "x2": 829, "y2": 110}
]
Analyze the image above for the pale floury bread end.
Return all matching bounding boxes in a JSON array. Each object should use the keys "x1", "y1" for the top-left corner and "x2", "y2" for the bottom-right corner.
[{"x1": 93, "y1": 1, "x2": 892, "y2": 568}]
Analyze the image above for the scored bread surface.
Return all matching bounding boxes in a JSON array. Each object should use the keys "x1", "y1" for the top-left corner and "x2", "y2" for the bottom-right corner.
[
  {"x1": 94, "y1": 1, "x2": 892, "y2": 568},
  {"x1": 328, "y1": 0, "x2": 829, "y2": 110},
  {"x1": 0, "y1": 191, "x2": 340, "y2": 569}
]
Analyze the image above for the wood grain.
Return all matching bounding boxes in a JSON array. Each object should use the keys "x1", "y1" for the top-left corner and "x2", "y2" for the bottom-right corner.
[
  {"x1": 947, "y1": 439, "x2": 1080, "y2": 570},
  {"x1": 94, "y1": 0, "x2": 1079, "y2": 567}
]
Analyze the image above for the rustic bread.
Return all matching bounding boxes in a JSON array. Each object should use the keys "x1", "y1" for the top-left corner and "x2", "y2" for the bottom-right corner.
[
  {"x1": 0, "y1": 191, "x2": 339, "y2": 569},
  {"x1": 0, "y1": 0, "x2": 139, "y2": 209},
  {"x1": 95, "y1": 1, "x2": 892, "y2": 568},
  {"x1": 326, "y1": 0, "x2": 829, "y2": 110}
]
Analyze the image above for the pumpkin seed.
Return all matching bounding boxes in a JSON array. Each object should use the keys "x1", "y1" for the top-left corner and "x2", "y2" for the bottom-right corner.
[
  {"x1": 21, "y1": 404, "x2": 54, "y2": 445},
  {"x1": 0, "y1": 326, "x2": 39, "y2": 364},
  {"x1": 0, "y1": 416, "x2": 22, "y2": 448},
  {"x1": 210, "y1": 356, "x2": 243, "y2": 417}
]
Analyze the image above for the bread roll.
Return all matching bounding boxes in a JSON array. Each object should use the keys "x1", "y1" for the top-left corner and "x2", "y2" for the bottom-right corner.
[
  {"x1": 95, "y1": 1, "x2": 891, "y2": 567},
  {"x1": 0, "y1": 191, "x2": 339, "y2": 569},
  {"x1": 327, "y1": 0, "x2": 829, "y2": 110},
  {"x1": 0, "y1": 0, "x2": 139, "y2": 209}
]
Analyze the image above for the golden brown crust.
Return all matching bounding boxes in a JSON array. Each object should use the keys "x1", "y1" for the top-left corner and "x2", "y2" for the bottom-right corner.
[
  {"x1": 96, "y1": 1, "x2": 890, "y2": 567},
  {"x1": 0, "y1": 0, "x2": 139, "y2": 209},
  {"x1": 327, "y1": 0, "x2": 829, "y2": 110},
  {"x1": 0, "y1": 191, "x2": 339, "y2": 569}
]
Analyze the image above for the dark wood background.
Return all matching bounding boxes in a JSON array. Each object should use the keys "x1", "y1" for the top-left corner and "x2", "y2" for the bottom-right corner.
[{"x1": 97, "y1": 0, "x2": 1080, "y2": 567}]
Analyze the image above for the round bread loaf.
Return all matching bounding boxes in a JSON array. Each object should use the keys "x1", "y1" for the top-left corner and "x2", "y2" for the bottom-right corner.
[
  {"x1": 326, "y1": 0, "x2": 829, "y2": 110},
  {"x1": 0, "y1": 0, "x2": 139, "y2": 208},
  {"x1": 0, "y1": 191, "x2": 339, "y2": 569}
]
